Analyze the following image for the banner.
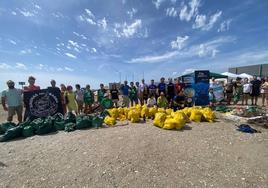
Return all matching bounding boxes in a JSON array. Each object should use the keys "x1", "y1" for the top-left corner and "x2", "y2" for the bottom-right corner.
[
  {"x1": 182, "y1": 74, "x2": 195, "y2": 106},
  {"x1": 211, "y1": 84, "x2": 224, "y2": 102},
  {"x1": 23, "y1": 88, "x2": 63, "y2": 120},
  {"x1": 194, "y1": 71, "x2": 209, "y2": 106}
]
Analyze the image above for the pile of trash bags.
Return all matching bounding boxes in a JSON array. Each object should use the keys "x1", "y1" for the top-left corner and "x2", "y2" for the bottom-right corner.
[
  {"x1": 104, "y1": 105, "x2": 216, "y2": 130},
  {"x1": 0, "y1": 112, "x2": 104, "y2": 142}
]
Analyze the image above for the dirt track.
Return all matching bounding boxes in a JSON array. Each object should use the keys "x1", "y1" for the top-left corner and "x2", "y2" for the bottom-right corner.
[{"x1": 0, "y1": 111, "x2": 267, "y2": 188}]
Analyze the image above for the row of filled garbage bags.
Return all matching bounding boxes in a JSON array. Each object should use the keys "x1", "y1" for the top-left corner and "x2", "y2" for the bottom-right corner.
[{"x1": 104, "y1": 105, "x2": 216, "y2": 130}]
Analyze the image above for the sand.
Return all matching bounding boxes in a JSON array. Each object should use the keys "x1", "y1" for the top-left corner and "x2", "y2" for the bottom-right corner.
[{"x1": 0, "y1": 108, "x2": 267, "y2": 188}]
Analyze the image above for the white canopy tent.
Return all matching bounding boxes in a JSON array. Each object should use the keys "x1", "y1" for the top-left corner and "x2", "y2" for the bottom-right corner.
[
  {"x1": 239, "y1": 73, "x2": 253, "y2": 79},
  {"x1": 221, "y1": 72, "x2": 240, "y2": 79}
]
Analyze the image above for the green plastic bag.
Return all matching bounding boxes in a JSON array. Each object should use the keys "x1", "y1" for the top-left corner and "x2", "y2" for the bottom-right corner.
[
  {"x1": 65, "y1": 112, "x2": 76, "y2": 124},
  {"x1": 30, "y1": 118, "x2": 44, "y2": 131},
  {"x1": 0, "y1": 122, "x2": 16, "y2": 135},
  {"x1": 54, "y1": 121, "x2": 65, "y2": 131},
  {"x1": 36, "y1": 117, "x2": 54, "y2": 135},
  {"x1": 18, "y1": 120, "x2": 31, "y2": 128},
  {"x1": 101, "y1": 98, "x2": 113, "y2": 109},
  {"x1": 0, "y1": 126, "x2": 22, "y2": 142},
  {"x1": 92, "y1": 116, "x2": 103, "y2": 128},
  {"x1": 22, "y1": 126, "x2": 34, "y2": 137},
  {"x1": 76, "y1": 115, "x2": 92, "y2": 129},
  {"x1": 64, "y1": 122, "x2": 76, "y2": 132}
]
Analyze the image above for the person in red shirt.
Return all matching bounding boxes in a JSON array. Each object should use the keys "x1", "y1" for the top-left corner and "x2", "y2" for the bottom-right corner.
[
  {"x1": 23, "y1": 76, "x2": 40, "y2": 92},
  {"x1": 175, "y1": 79, "x2": 185, "y2": 95}
]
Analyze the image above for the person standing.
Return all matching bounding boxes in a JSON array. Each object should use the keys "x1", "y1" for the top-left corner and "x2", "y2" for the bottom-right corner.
[
  {"x1": 23, "y1": 76, "x2": 40, "y2": 92},
  {"x1": 65, "y1": 86, "x2": 78, "y2": 115},
  {"x1": 129, "y1": 82, "x2": 138, "y2": 106},
  {"x1": 250, "y1": 76, "x2": 262, "y2": 106},
  {"x1": 110, "y1": 84, "x2": 119, "y2": 108},
  {"x1": 157, "y1": 77, "x2": 166, "y2": 96},
  {"x1": 60, "y1": 84, "x2": 67, "y2": 115},
  {"x1": 83, "y1": 84, "x2": 94, "y2": 114},
  {"x1": 97, "y1": 83, "x2": 106, "y2": 103},
  {"x1": 233, "y1": 77, "x2": 243, "y2": 105},
  {"x1": 175, "y1": 79, "x2": 185, "y2": 95},
  {"x1": 260, "y1": 77, "x2": 268, "y2": 107},
  {"x1": 167, "y1": 78, "x2": 175, "y2": 103},
  {"x1": 138, "y1": 79, "x2": 148, "y2": 105},
  {"x1": 121, "y1": 81, "x2": 130, "y2": 107},
  {"x1": 225, "y1": 79, "x2": 234, "y2": 105},
  {"x1": 1, "y1": 80, "x2": 23, "y2": 123},
  {"x1": 148, "y1": 79, "x2": 157, "y2": 99},
  {"x1": 242, "y1": 78, "x2": 252, "y2": 105},
  {"x1": 75, "y1": 84, "x2": 84, "y2": 114}
]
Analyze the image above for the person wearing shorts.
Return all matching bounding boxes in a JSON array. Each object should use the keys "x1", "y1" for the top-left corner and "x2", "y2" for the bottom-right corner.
[
  {"x1": 65, "y1": 86, "x2": 78, "y2": 115},
  {"x1": 121, "y1": 81, "x2": 130, "y2": 107},
  {"x1": 129, "y1": 82, "x2": 138, "y2": 106},
  {"x1": 1, "y1": 80, "x2": 23, "y2": 123},
  {"x1": 83, "y1": 84, "x2": 94, "y2": 114},
  {"x1": 261, "y1": 77, "x2": 268, "y2": 107},
  {"x1": 138, "y1": 79, "x2": 148, "y2": 105},
  {"x1": 75, "y1": 84, "x2": 84, "y2": 114},
  {"x1": 242, "y1": 78, "x2": 252, "y2": 105},
  {"x1": 250, "y1": 75, "x2": 262, "y2": 105},
  {"x1": 110, "y1": 84, "x2": 119, "y2": 108}
]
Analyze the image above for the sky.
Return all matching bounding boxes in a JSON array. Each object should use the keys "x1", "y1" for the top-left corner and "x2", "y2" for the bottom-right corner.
[{"x1": 0, "y1": 0, "x2": 268, "y2": 90}]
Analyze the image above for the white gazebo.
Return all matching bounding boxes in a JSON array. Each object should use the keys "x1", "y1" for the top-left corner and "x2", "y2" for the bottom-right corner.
[{"x1": 239, "y1": 73, "x2": 253, "y2": 79}]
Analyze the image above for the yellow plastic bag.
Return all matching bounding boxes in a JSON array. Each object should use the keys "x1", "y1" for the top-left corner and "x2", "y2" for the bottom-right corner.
[
  {"x1": 141, "y1": 107, "x2": 149, "y2": 118},
  {"x1": 165, "y1": 108, "x2": 173, "y2": 115},
  {"x1": 163, "y1": 118, "x2": 176, "y2": 129},
  {"x1": 118, "y1": 107, "x2": 125, "y2": 115},
  {"x1": 189, "y1": 109, "x2": 203, "y2": 122},
  {"x1": 149, "y1": 107, "x2": 157, "y2": 118},
  {"x1": 174, "y1": 111, "x2": 190, "y2": 123},
  {"x1": 108, "y1": 108, "x2": 119, "y2": 119},
  {"x1": 153, "y1": 113, "x2": 166, "y2": 128},
  {"x1": 104, "y1": 116, "x2": 116, "y2": 126},
  {"x1": 158, "y1": 108, "x2": 166, "y2": 113},
  {"x1": 124, "y1": 108, "x2": 130, "y2": 117},
  {"x1": 128, "y1": 110, "x2": 140, "y2": 123},
  {"x1": 118, "y1": 114, "x2": 127, "y2": 121},
  {"x1": 201, "y1": 108, "x2": 216, "y2": 122}
]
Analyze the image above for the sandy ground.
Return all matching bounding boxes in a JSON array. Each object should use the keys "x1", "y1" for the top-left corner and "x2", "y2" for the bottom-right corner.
[{"x1": 0, "y1": 108, "x2": 268, "y2": 188}]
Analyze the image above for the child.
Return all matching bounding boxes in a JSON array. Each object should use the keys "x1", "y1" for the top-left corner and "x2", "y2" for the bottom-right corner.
[
  {"x1": 83, "y1": 84, "x2": 94, "y2": 114},
  {"x1": 147, "y1": 94, "x2": 157, "y2": 107},
  {"x1": 209, "y1": 88, "x2": 216, "y2": 107},
  {"x1": 157, "y1": 92, "x2": 168, "y2": 109},
  {"x1": 173, "y1": 89, "x2": 186, "y2": 111},
  {"x1": 75, "y1": 84, "x2": 84, "y2": 114},
  {"x1": 65, "y1": 86, "x2": 78, "y2": 115}
]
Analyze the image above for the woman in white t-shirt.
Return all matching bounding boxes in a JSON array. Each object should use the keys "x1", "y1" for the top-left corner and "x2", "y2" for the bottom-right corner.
[
  {"x1": 242, "y1": 78, "x2": 252, "y2": 105},
  {"x1": 261, "y1": 77, "x2": 268, "y2": 107}
]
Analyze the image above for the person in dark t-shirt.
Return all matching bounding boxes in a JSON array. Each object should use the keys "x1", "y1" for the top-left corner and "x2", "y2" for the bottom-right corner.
[
  {"x1": 250, "y1": 75, "x2": 262, "y2": 105},
  {"x1": 167, "y1": 78, "x2": 175, "y2": 103},
  {"x1": 157, "y1": 77, "x2": 166, "y2": 96},
  {"x1": 110, "y1": 84, "x2": 119, "y2": 108}
]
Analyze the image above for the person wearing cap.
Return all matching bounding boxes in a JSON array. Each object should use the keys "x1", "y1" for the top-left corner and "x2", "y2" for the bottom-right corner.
[
  {"x1": 23, "y1": 76, "x2": 40, "y2": 92},
  {"x1": 1, "y1": 80, "x2": 23, "y2": 123},
  {"x1": 148, "y1": 79, "x2": 157, "y2": 99}
]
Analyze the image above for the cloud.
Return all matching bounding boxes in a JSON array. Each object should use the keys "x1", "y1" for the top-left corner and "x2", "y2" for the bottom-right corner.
[
  {"x1": 193, "y1": 11, "x2": 222, "y2": 31},
  {"x1": 19, "y1": 10, "x2": 35, "y2": 17},
  {"x1": 11, "y1": 11, "x2": 17, "y2": 15},
  {"x1": 114, "y1": 19, "x2": 142, "y2": 38},
  {"x1": 73, "y1": 32, "x2": 87, "y2": 40},
  {"x1": 128, "y1": 51, "x2": 179, "y2": 63},
  {"x1": 20, "y1": 49, "x2": 32, "y2": 54},
  {"x1": 85, "y1": 9, "x2": 95, "y2": 18},
  {"x1": 15, "y1": 63, "x2": 27, "y2": 70},
  {"x1": 91, "y1": 48, "x2": 97, "y2": 53},
  {"x1": 218, "y1": 19, "x2": 232, "y2": 32},
  {"x1": 127, "y1": 8, "x2": 138, "y2": 19},
  {"x1": 65, "y1": 53, "x2": 77, "y2": 59},
  {"x1": 68, "y1": 40, "x2": 79, "y2": 48},
  {"x1": 170, "y1": 35, "x2": 189, "y2": 50},
  {"x1": 152, "y1": 0, "x2": 165, "y2": 9},
  {"x1": 98, "y1": 17, "x2": 107, "y2": 30},
  {"x1": 128, "y1": 36, "x2": 235, "y2": 63},
  {"x1": 34, "y1": 4, "x2": 41, "y2": 10},
  {"x1": 179, "y1": 0, "x2": 200, "y2": 22},
  {"x1": 51, "y1": 12, "x2": 65, "y2": 19},
  {"x1": 182, "y1": 68, "x2": 195, "y2": 75},
  {"x1": 166, "y1": 7, "x2": 178, "y2": 17},
  {"x1": 9, "y1": 39, "x2": 17, "y2": 45},
  {"x1": 64, "y1": 67, "x2": 74, "y2": 72},
  {"x1": 0, "y1": 63, "x2": 11, "y2": 70}
]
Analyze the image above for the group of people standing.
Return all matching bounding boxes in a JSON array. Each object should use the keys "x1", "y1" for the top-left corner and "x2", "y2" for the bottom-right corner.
[{"x1": 209, "y1": 76, "x2": 268, "y2": 106}]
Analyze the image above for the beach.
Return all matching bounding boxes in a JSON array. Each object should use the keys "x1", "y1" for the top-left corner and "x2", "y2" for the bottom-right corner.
[{"x1": 0, "y1": 108, "x2": 267, "y2": 188}]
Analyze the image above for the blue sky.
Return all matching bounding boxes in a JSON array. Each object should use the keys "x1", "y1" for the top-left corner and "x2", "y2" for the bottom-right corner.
[{"x1": 0, "y1": 0, "x2": 268, "y2": 90}]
